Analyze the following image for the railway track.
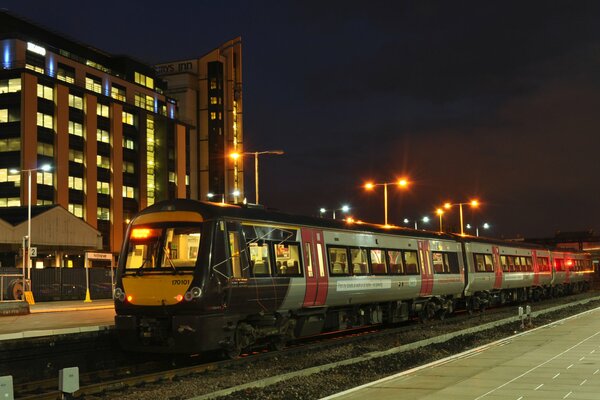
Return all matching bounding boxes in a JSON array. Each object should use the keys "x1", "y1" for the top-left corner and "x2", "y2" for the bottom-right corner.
[{"x1": 11, "y1": 291, "x2": 600, "y2": 399}]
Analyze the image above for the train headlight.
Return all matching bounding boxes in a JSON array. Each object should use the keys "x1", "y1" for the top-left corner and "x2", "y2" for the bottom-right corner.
[
  {"x1": 114, "y1": 287, "x2": 125, "y2": 302},
  {"x1": 184, "y1": 287, "x2": 202, "y2": 301}
]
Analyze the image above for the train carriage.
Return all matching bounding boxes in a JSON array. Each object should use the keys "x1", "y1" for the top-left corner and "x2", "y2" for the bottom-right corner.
[{"x1": 113, "y1": 199, "x2": 592, "y2": 355}]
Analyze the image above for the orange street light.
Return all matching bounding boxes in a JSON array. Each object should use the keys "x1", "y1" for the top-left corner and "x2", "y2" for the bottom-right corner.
[
  {"x1": 442, "y1": 199, "x2": 480, "y2": 235},
  {"x1": 364, "y1": 178, "x2": 410, "y2": 226}
]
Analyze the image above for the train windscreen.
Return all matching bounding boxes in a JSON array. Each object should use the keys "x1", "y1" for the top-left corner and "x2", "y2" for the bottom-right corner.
[{"x1": 124, "y1": 223, "x2": 202, "y2": 272}]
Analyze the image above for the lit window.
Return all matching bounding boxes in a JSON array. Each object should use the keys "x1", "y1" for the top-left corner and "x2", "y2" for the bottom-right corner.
[
  {"x1": 37, "y1": 84, "x2": 54, "y2": 101},
  {"x1": 36, "y1": 170, "x2": 53, "y2": 186},
  {"x1": 210, "y1": 97, "x2": 218, "y2": 105},
  {"x1": 122, "y1": 186, "x2": 135, "y2": 198},
  {"x1": 123, "y1": 138, "x2": 135, "y2": 150},
  {"x1": 210, "y1": 112, "x2": 216, "y2": 120},
  {"x1": 97, "y1": 155, "x2": 110, "y2": 169},
  {"x1": 97, "y1": 207, "x2": 110, "y2": 220},
  {"x1": 68, "y1": 94, "x2": 83, "y2": 110},
  {"x1": 85, "y1": 75, "x2": 102, "y2": 93},
  {"x1": 68, "y1": 121, "x2": 83, "y2": 136},
  {"x1": 111, "y1": 84, "x2": 126, "y2": 102},
  {"x1": 134, "y1": 72, "x2": 154, "y2": 89},
  {"x1": 68, "y1": 176, "x2": 83, "y2": 190},
  {"x1": 122, "y1": 111, "x2": 134, "y2": 126},
  {"x1": 0, "y1": 78, "x2": 21, "y2": 94},
  {"x1": 0, "y1": 168, "x2": 21, "y2": 186},
  {"x1": 37, "y1": 112, "x2": 53, "y2": 129},
  {"x1": 0, "y1": 197, "x2": 21, "y2": 207},
  {"x1": 168, "y1": 171, "x2": 176, "y2": 183},
  {"x1": 97, "y1": 181, "x2": 110, "y2": 195},
  {"x1": 37, "y1": 142, "x2": 54, "y2": 156},
  {"x1": 57, "y1": 65, "x2": 75, "y2": 84},
  {"x1": 26, "y1": 64, "x2": 44, "y2": 74},
  {"x1": 68, "y1": 203, "x2": 83, "y2": 218},
  {"x1": 123, "y1": 161, "x2": 135, "y2": 174},
  {"x1": 97, "y1": 129, "x2": 109, "y2": 143},
  {"x1": 0, "y1": 109, "x2": 6, "y2": 123},
  {"x1": 69, "y1": 149, "x2": 84, "y2": 164},
  {"x1": 97, "y1": 103, "x2": 109, "y2": 118}
]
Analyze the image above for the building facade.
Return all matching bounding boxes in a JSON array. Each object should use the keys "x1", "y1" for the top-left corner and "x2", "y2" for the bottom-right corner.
[
  {"x1": 156, "y1": 38, "x2": 244, "y2": 203},
  {"x1": 0, "y1": 11, "x2": 189, "y2": 255}
]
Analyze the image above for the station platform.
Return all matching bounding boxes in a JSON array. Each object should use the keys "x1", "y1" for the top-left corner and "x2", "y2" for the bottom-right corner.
[
  {"x1": 325, "y1": 306, "x2": 600, "y2": 399},
  {"x1": 0, "y1": 299, "x2": 115, "y2": 341}
]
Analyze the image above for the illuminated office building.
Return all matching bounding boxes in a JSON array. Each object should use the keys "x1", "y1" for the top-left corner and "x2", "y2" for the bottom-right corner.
[
  {"x1": 0, "y1": 11, "x2": 189, "y2": 254},
  {"x1": 156, "y1": 38, "x2": 244, "y2": 203}
]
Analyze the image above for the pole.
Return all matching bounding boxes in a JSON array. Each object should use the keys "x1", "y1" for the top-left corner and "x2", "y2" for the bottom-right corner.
[
  {"x1": 476, "y1": 227, "x2": 479, "y2": 237},
  {"x1": 414, "y1": 221, "x2": 418, "y2": 230},
  {"x1": 439, "y1": 214, "x2": 443, "y2": 232},
  {"x1": 383, "y1": 183, "x2": 388, "y2": 225},
  {"x1": 332, "y1": 209, "x2": 336, "y2": 219},
  {"x1": 254, "y1": 152, "x2": 259, "y2": 204},
  {"x1": 459, "y1": 203, "x2": 464, "y2": 235},
  {"x1": 27, "y1": 170, "x2": 31, "y2": 290}
]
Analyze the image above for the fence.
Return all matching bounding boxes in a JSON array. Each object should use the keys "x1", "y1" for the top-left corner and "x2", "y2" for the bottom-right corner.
[{"x1": 0, "y1": 267, "x2": 114, "y2": 302}]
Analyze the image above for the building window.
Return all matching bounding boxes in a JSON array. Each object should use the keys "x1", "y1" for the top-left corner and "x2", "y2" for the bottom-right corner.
[
  {"x1": 168, "y1": 171, "x2": 176, "y2": 183},
  {"x1": 123, "y1": 138, "x2": 135, "y2": 150},
  {"x1": 68, "y1": 94, "x2": 83, "y2": 110},
  {"x1": 37, "y1": 142, "x2": 54, "y2": 156},
  {"x1": 210, "y1": 112, "x2": 216, "y2": 120},
  {"x1": 146, "y1": 115, "x2": 155, "y2": 206},
  {"x1": 68, "y1": 176, "x2": 83, "y2": 190},
  {"x1": 97, "y1": 155, "x2": 110, "y2": 169},
  {"x1": 0, "y1": 168, "x2": 21, "y2": 186},
  {"x1": 68, "y1": 121, "x2": 83, "y2": 136},
  {"x1": 0, "y1": 198, "x2": 21, "y2": 207},
  {"x1": 68, "y1": 203, "x2": 83, "y2": 218},
  {"x1": 97, "y1": 103, "x2": 109, "y2": 118},
  {"x1": 97, "y1": 129, "x2": 109, "y2": 143},
  {"x1": 0, "y1": 138, "x2": 20, "y2": 152},
  {"x1": 210, "y1": 96, "x2": 218, "y2": 105},
  {"x1": 26, "y1": 64, "x2": 44, "y2": 74},
  {"x1": 123, "y1": 161, "x2": 135, "y2": 174},
  {"x1": 122, "y1": 111, "x2": 135, "y2": 126},
  {"x1": 134, "y1": 72, "x2": 154, "y2": 89},
  {"x1": 37, "y1": 112, "x2": 53, "y2": 129},
  {"x1": 111, "y1": 84, "x2": 126, "y2": 102},
  {"x1": 69, "y1": 149, "x2": 84, "y2": 164},
  {"x1": 97, "y1": 207, "x2": 110, "y2": 220},
  {"x1": 134, "y1": 93, "x2": 154, "y2": 111},
  {"x1": 97, "y1": 181, "x2": 110, "y2": 194},
  {"x1": 85, "y1": 74, "x2": 102, "y2": 93},
  {"x1": 0, "y1": 78, "x2": 21, "y2": 94},
  {"x1": 122, "y1": 186, "x2": 135, "y2": 198},
  {"x1": 57, "y1": 64, "x2": 75, "y2": 84},
  {"x1": 37, "y1": 170, "x2": 53, "y2": 186},
  {"x1": 0, "y1": 109, "x2": 6, "y2": 123},
  {"x1": 37, "y1": 84, "x2": 54, "y2": 101}
]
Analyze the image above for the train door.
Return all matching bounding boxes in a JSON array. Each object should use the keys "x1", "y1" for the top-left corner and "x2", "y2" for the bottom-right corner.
[
  {"x1": 301, "y1": 228, "x2": 328, "y2": 307},
  {"x1": 418, "y1": 240, "x2": 433, "y2": 296},
  {"x1": 492, "y1": 246, "x2": 503, "y2": 289}
]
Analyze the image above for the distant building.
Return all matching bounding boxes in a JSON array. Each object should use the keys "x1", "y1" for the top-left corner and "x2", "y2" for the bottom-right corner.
[
  {"x1": 155, "y1": 38, "x2": 244, "y2": 203},
  {"x1": 0, "y1": 10, "x2": 189, "y2": 257}
]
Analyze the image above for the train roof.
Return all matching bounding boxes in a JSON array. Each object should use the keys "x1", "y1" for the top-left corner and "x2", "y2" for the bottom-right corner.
[{"x1": 138, "y1": 199, "x2": 589, "y2": 255}]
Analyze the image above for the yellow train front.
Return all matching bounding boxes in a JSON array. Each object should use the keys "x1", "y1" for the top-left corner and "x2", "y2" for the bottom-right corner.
[{"x1": 114, "y1": 200, "x2": 240, "y2": 353}]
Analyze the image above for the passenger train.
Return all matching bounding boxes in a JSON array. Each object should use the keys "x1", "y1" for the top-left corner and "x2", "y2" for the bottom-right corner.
[{"x1": 114, "y1": 199, "x2": 593, "y2": 355}]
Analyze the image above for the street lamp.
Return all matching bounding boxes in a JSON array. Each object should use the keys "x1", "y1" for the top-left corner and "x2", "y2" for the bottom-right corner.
[
  {"x1": 436, "y1": 208, "x2": 444, "y2": 232},
  {"x1": 9, "y1": 164, "x2": 52, "y2": 295},
  {"x1": 319, "y1": 204, "x2": 350, "y2": 219},
  {"x1": 466, "y1": 222, "x2": 491, "y2": 237},
  {"x1": 364, "y1": 178, "x2": 409, "y2": 225},
  {"x1": 230, "y1": 150, "x2": 284, "y2": 204},
  {"x1": 403, "y1": 216, "x2": 429, "y2": 230},
  {"x1": 207, "y1": 192, "x2": 225, "y2": 204},
  {"x1": 443, "y1": 199, "x2": 479, "y2": 236}
]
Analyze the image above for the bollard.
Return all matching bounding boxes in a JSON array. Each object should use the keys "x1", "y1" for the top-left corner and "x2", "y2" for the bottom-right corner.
[
  {"x1": 59, "y1": 367, "x2": 79, "y2": 399},
  {"x1": 518, "y1": 306, "x2": 524, "y2": 329},
  {"x1": 0, "y1": 375, "x2": 13, "y2": 400},
  {"x1": 526, "y1": 305, "x2": 532, "y2": 327}
]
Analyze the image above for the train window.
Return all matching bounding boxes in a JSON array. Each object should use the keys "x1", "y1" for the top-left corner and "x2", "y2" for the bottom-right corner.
[
  {"x1": 248, "y1": 242, "x2": 271, "y2": 276},
  {"x1": 474, "y1": 254, "x2": 486, "y2": 272},
  {"x1": 500, "y1": 256, "x2": 509, "y2": 272},
  {"x1": 506, "y1": 256, "x2": 516, "y2": 272},
  {"x1": 229, "y1": 231, "x2": 243, "y2": 278},
  {"x1": 403, "y1": 251, "x2": 419, "y2": 275},
  {"x1": 125, "y1": 225, "x2": 201, "y2": 271},
  {"x1": 329, "y1": 246, "x2": 349, "y2": 275},
  {"x1": 387, "y1": 250, "x2": 404, "y2": 274},
  {"x1": 537, "y1": 257, "x2": 549, "y2": 272},
  {"x1": 275, "y1": 243, "x2": 302, "y2": 276},
  {"x1": 242, "y1": 224, "x2": 298, "y2": 242},
  {"x1": 524, "y1": 257, "x2": 533, "y2": 272},
  {"x1": 484, "y1": 255, "x2": 494, "y2": 272},
  {"x1": 370, "y1": 249, "x2": 387, "y2": 275},
  {"x1": 305, "y1": 243, "x2": 314, "y2": 278},
  {"x1": 432, "y1": 252, "x2": 460, "y2": 274},
  {"x1": 350, "y1": 248, "x2": 369, "y2": 275}
]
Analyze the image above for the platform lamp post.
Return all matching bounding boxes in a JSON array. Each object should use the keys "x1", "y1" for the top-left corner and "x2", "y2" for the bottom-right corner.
[
  {"x1": 364, "y1": 178, "x2": 409, "y2": 226},
  {"x1": 319, "y1": 205, "x2": 350, "y2": 219},
  {"x1": 436, "y1": 208, "x2": 444, "y2": 232},
  {"x1": 443, "y1": 199, "x2": 479, "y2": 236},
  {"x1": 230, "y1": 150, "x2": 284, "y2": 204},
  {"x1": 10, "y1": 164, "x2": 52, "y2": 301}
]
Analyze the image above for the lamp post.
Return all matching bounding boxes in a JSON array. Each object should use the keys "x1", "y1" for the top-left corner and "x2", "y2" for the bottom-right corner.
[
  {"x1": 10, "y1": 164, "x2": 52, "y2": 294},
  {"x1": 466, "y1": 222, "x2": 490, "y2": 237},
  {"x1": 443, "y1": 199, "x2": 479, "y2": 235},
  {"x1": 403, "y1": 216, "x2": 429, "y2": 230},
  {"x1": 319, "y1": 205, "x2": 350, "y2": 219},
  {"x1": 364, "y1": 178, "x2": 409, "y2": 226},
  {"x1": 230, "y1": 150, "x2": 284, "y2": 204},
  {"x1": 436, "y1": 208, "x2": 444, "y2": 232}
]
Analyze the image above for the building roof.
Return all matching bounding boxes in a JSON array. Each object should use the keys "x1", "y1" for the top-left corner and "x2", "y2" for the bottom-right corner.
[{"x1": 0, "y1": 205, "x2": 57, "y2": 226}]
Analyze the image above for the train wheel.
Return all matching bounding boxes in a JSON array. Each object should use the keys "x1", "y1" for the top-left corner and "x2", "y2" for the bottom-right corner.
[{"x1": 7, "y1": 280, "x2": 23, "y2": 300}]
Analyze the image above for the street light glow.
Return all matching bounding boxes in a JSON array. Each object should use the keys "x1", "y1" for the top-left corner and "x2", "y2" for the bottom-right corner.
[
  {"x1": 364, "y1": 182, "x2": 374, "y2": 190},
  {"x1": 470, "y1": 199, "x2": 479, "y2": 207},
  {"x1": 398, "y1": 178, "x2": 408, "y2": 187}
]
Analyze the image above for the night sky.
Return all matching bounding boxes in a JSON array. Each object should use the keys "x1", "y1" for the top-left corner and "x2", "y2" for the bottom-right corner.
[{"x1": 4, "y1": 1, "x2": 600, "y2": 238}]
